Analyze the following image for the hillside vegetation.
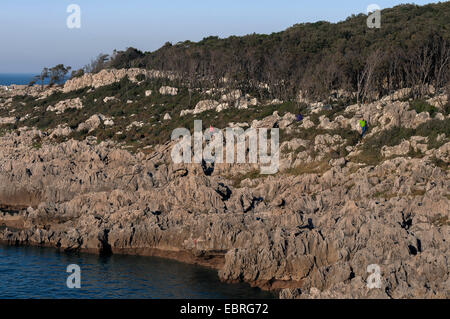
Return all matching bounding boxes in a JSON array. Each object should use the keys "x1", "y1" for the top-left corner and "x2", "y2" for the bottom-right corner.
[{"x1": 96, "y1": 3, "x2": 450, "y2": 103}]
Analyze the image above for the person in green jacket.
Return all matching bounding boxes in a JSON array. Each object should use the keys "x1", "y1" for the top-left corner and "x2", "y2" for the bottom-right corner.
[{"x1": 360, "y1": 119, "x2": 367, "y2": 137}]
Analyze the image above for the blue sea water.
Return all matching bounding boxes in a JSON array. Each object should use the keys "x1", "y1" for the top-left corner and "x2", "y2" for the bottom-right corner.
[
  {"x1": 0, "y1": 245, "x2": 274, "y2": 299},
  {"x1": 0, "y1": 74, "x2": 39, "y2": 86},
  {"x1": 0, "y1": 73, "x2": 68, "y2": 86}
]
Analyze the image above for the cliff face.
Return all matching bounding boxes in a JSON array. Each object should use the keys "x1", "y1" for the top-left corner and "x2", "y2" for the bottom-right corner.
[{"x1": 0, "y1": 69, "x2": 449, "y2": 299}]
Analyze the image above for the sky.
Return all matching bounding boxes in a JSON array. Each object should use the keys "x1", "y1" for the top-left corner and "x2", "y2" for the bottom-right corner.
[{"x1": 0, "y1": 0, "x2": 444, "y2": 73}]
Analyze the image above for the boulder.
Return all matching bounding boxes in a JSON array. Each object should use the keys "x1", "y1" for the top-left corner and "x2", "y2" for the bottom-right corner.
[
  {"x1": 77, "y1": 114, "x2": 102, "y2": 132},
  {"x1": 159, "y1": 86, "x2": 178, "y2": 96},
  {"x1": 221, "y1": 90, "x2": 242, "y2": 102},
  {"x1": 46, "y1": 97, "x2": 83, "y2": 113},
  {"x1": 50, "y1": 125, "x2": 73, "y2": 138},
  {"x1": 0, "y1": 117, "x2": 17, "y2": 125},
  {"x1": 103, "y1": 96, "x2": 117, "y2": 103},
  {"x1": 193, "y1": 100, "x2": 219, "y2": 114},
  {"x1": 216, "y1": 103, "x2": 229, "y2": 112}
]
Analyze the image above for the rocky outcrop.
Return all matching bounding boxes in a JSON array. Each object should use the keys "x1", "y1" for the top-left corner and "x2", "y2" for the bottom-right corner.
[
  {"x1": 103, "y1": 96, "x2": 117, "y2": 103},
  {"x1": 63, "y1": 68, "x2": 176, "y2": 93},
  {"x1": 0, "y1": 77, "x2": 449, "y2": 299},
  {"x1": 77, "y1": 114, "x2": 114, "y2": 132},
  {"x1": 47, "y1": 97, "x2": 83, "y2": 113},
  {"x1": 192, "y1": 100, "x2": 220, "y2": 114},
  {"x1": 0, "y1": 117, "x2": 17, "y2": 125},
  {"x1": 0, "y1": 125, "x2": 448, "y2": 299},
  {"x1": 159, "y1": 86, "x2": 178, "y2": 96},
  {"x1": 381, "y1": 136, "x2": 428, "y2": 158},
  {"x1": 49, "y1": 124, "x2": 73, "y2": 138}
]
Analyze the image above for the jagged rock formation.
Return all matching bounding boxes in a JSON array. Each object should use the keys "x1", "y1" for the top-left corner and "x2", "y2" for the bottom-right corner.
[
  {"x1": 46, "y1": 97, "x2": 83, "y2": 114},
  {"x1": 0, "y1": 117, "x2": 17, "y2": 125},
  {"x1": 159, "y1": 86, "x2": 178, "y2": 96},
  {"x1": 63, "y1": 68, "x2": 176, "y2": 93},
  {"x1": 0, "y1": 71, "x2": 448, "y2": 299},
  {"x1": 76, "y1": 114, "x2": 114, "y2": 132},
  {"x1": 0, "y1": 112, "x2": 448, "y2": 299}
]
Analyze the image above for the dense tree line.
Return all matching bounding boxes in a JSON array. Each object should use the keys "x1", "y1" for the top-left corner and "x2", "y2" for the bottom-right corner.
[{"x1": 83, "y1": 3, "x2": 450, "y2": 103}]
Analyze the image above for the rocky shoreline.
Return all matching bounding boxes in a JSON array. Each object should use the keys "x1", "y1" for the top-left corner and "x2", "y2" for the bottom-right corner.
[
  {"x1": 1, "y1": 128, "x2": 448, "y2": 298},
  {"x1": 1, "y1": 73, "x2": 448, "y2": 299},
  {"x1": 0, "y1": 238, "x2": 226, "y2": 272}
]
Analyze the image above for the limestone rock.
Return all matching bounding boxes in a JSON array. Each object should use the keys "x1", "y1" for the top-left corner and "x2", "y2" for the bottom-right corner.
[
  {"x1": 103, "y1": 96, "x2": 117, "y2": 103},
  {"x1": 47, "y1": 97, "x2": 83, "y2": 113},
  {"x1": 0, "y1": 117, "x2": 17, "y2": 125},
  {"x1": 159, "y1": 86, "x2": 178, "y2": 96},
  {"x1": 193, "y1": 100, "x2": 219, "y2": 114},
  {"x1": 50, "y1": 124, "x2": 73, "y2": 138}
]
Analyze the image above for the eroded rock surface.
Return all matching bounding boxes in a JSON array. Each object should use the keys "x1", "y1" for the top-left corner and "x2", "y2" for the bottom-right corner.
[
  {"x1": 0, "y1": 74, "x2": 448, "y2": 299},
  {"x1": 0, "y1": 125, "x2": 448, "y2": 299}
]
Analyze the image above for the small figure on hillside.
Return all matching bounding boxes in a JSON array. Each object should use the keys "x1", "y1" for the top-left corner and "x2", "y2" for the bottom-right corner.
[
  {"x1": 296, "y1": 114, "x2": 303, "y2": 122},
  {"x1": 360, "y1": 118, "x2": 368, "y2": 138}
]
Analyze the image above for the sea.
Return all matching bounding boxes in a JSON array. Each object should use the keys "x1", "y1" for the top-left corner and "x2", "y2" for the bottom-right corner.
[
  {"x1": 0, "y1": 73, "x2": 40, "y2": 86},
  {"x1": 0, "y1": 73, "x2": 68, "y2": 86},
  {"x1": 0, "y1": 245, "x2": 274, "y2": 299}
]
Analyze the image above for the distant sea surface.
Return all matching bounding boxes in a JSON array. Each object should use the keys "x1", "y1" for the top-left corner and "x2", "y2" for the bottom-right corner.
[
  {"x1": 0, "y1": 73, "x2": 68, "y2": 86},
  {"x1": 0, "y1": 73, "x2": 38, "y2": 85},
  {"x1": 0, "y1": 245, "x2": 274, "y2": 299}
]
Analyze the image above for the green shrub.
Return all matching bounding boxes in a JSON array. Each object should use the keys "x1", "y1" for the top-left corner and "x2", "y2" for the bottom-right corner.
[
  {"x1": 409, "y1": 100, "x2": 437, "y2": 117},
  {"x1": 135, "y1": 74, "x2": 146, "y2": 82}
]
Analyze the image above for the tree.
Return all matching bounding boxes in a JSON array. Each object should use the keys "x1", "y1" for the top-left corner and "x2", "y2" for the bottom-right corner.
[
  {"x1": 70, "y1": 69, "x2": 85, "y2": 79},
  {"x1": 48, "y1": 64, "x2": 71, "y2": 86},
  {"x1": 71, "y1": 2, "x2": 450, "y2": 102},
  {"x1": 30, "y1": 67, "x2": 49, "y2": 90},
  {"x1": 434, "y1": 39, "x2": 450, "y2": 93},
  {"x1": 356, "y1": 49, "x2": 383, "y2": 104},
  {"x1": 84, "y1": 54, "x2": 109, "y2": 73}
]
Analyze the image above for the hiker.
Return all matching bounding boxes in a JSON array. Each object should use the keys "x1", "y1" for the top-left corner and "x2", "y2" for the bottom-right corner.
[
  {"x1": 296, "y1": 114, "x2": 303, "y2": 122},
  {"x1": 360, "y1": 118, "x2": 367, "y2": 137}
]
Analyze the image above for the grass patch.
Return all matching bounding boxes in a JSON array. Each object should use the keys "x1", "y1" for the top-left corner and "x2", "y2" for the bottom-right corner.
[
  {"x1": 32, "y1": 142, "x2": 42, "y2": 150},
  {"x1": 409, "y1": 99, "x2": 437, "y2": 117},
  {"x1": 410, "y1": 188, "x2": 426, "y2": 196},
  {"x1": 225, "y1": 169, "x2": 265, "y2": 188},
  {"x1": 430, "y1": 157, "x2": 449, "y2": 170},
  {"x1": 373, "y1": 190, "x2": 397, "y2": 199},
  {"x1": 428, "y1": 214, "x2": 449, "y2": 227},
  {"x1": 284, "y1": 160, "x2": 330, "y2": 175}
]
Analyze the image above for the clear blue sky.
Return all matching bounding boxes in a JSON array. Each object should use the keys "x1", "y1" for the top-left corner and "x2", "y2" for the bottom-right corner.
[{"x1": 0, "y1": 0, "x2": 443, "y2": 73}]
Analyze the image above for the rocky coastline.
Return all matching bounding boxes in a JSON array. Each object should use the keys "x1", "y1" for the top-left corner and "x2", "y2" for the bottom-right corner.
[{"x1": 0, "y1": 71, "x2": 448, "y2": 299}]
